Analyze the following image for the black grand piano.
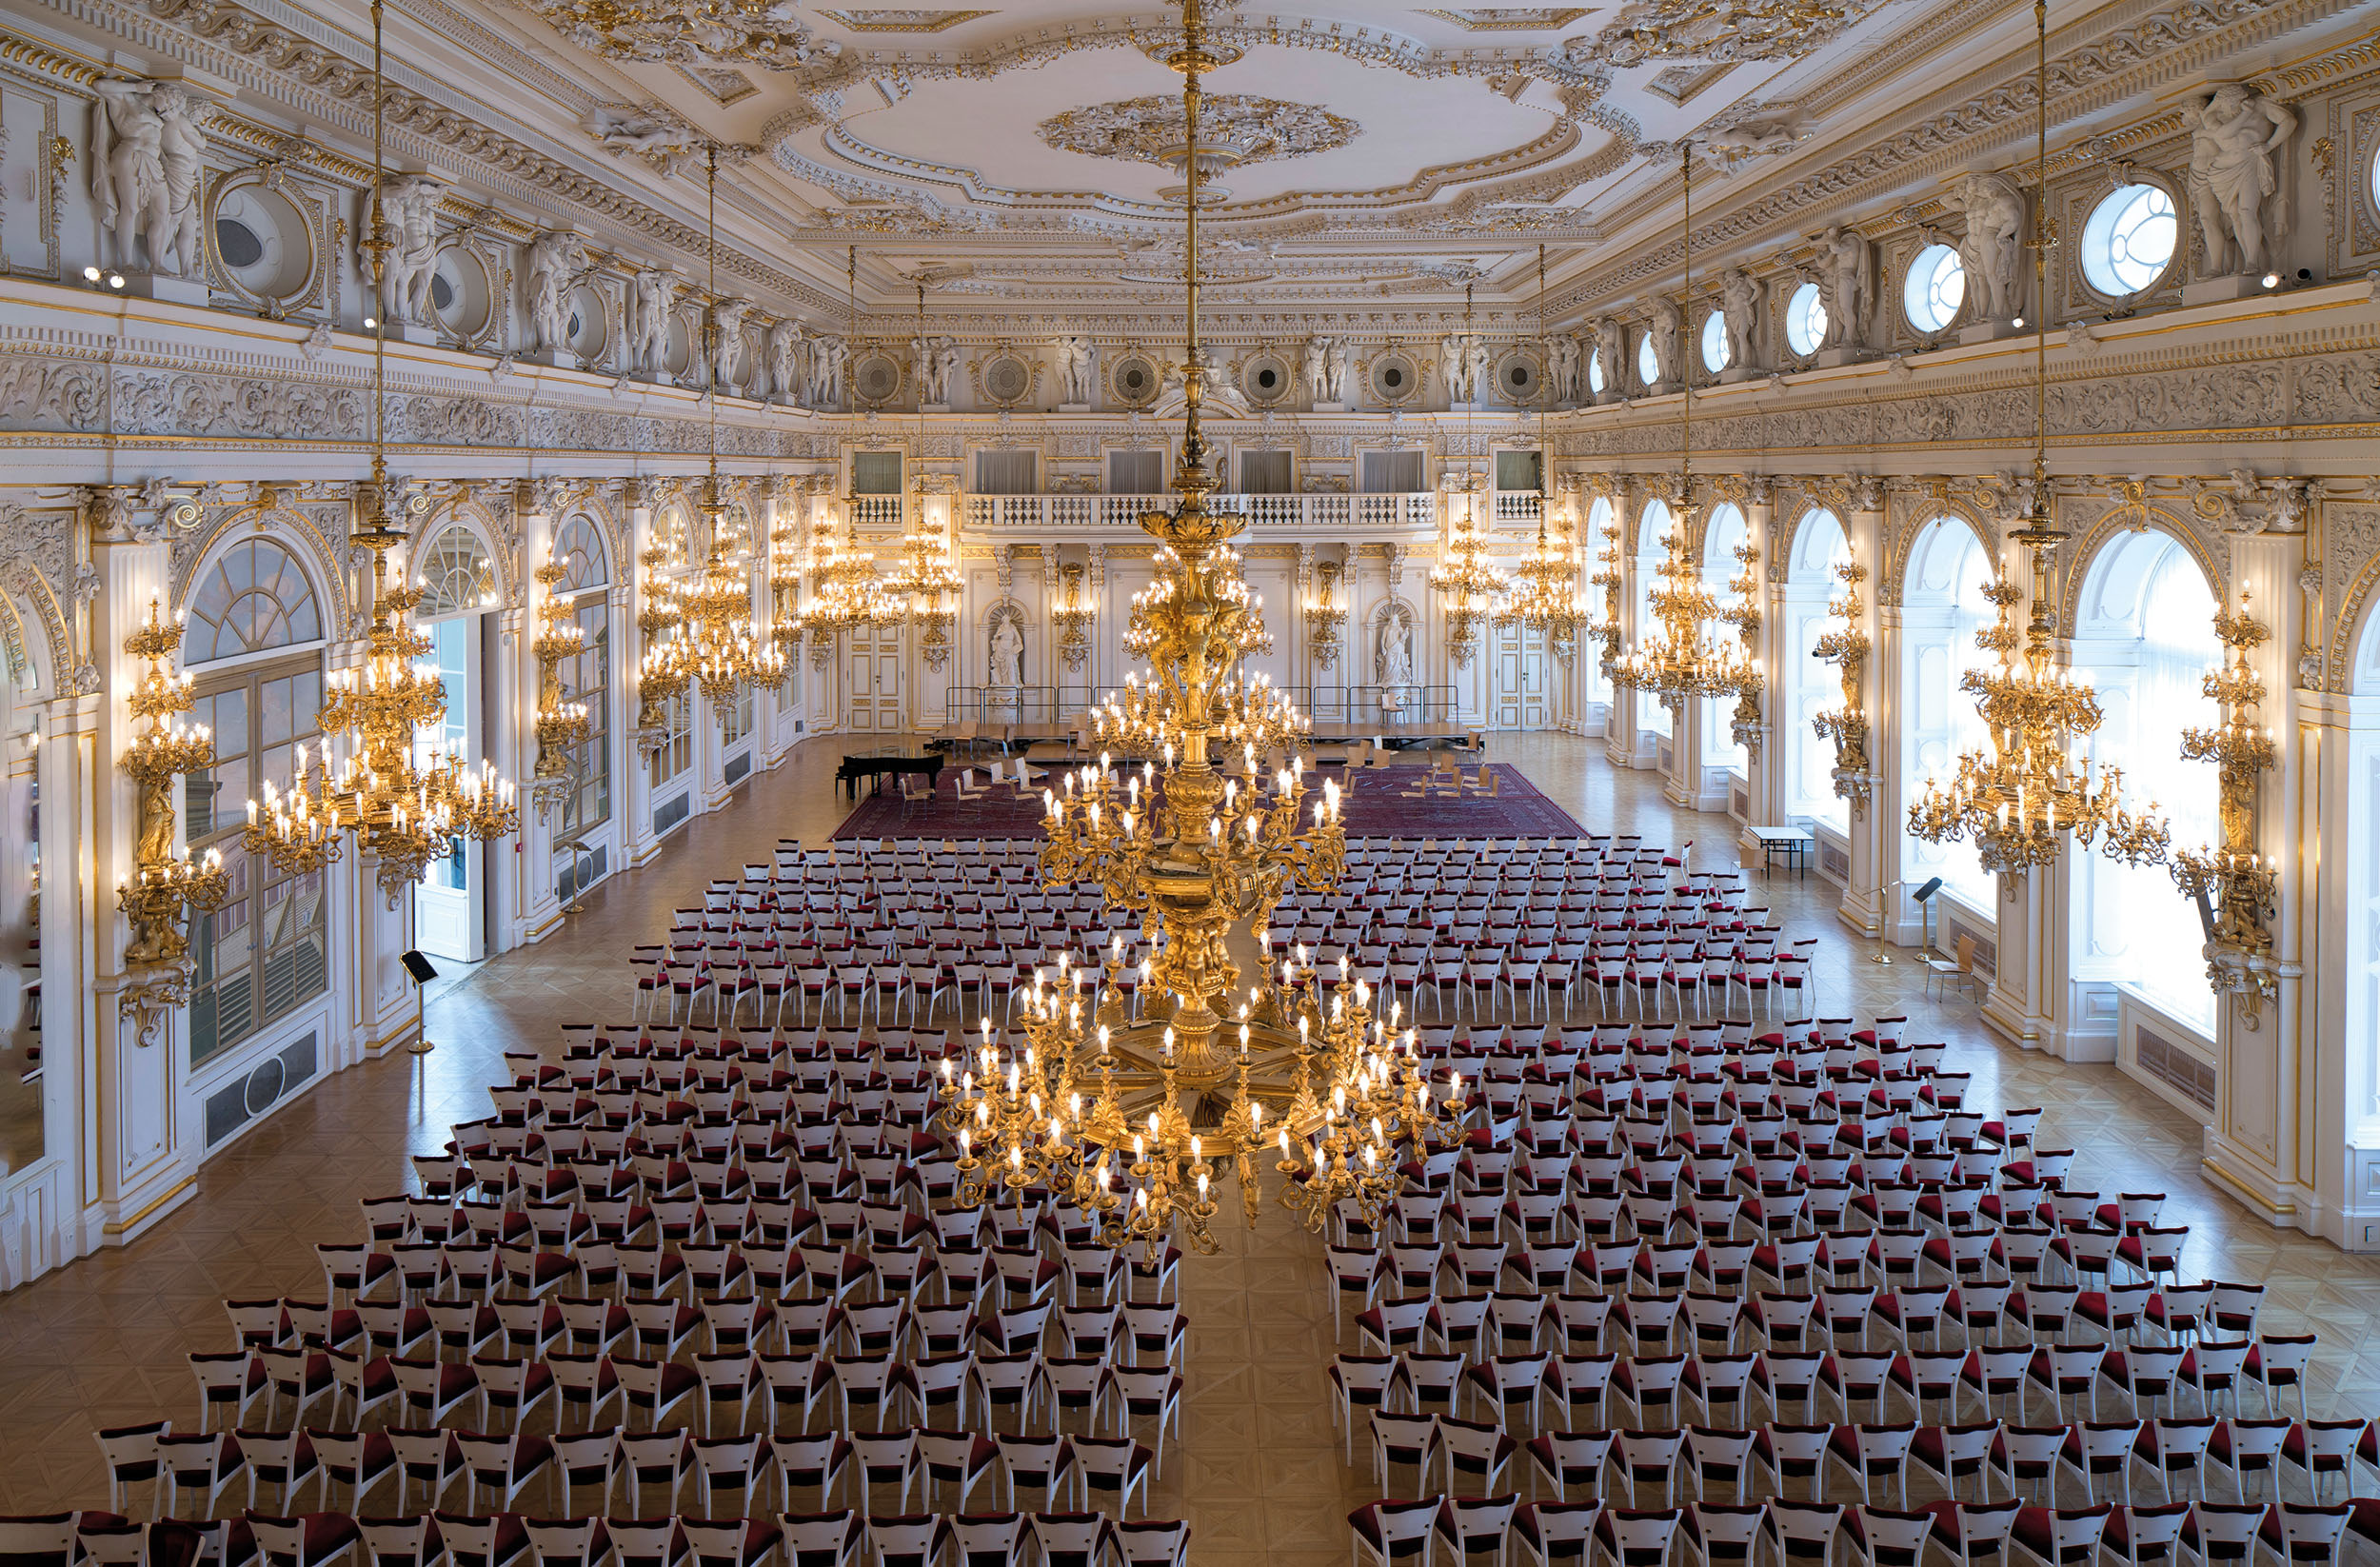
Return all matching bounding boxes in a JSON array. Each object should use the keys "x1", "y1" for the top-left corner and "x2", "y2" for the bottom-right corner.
[{"x1": 836, "y1": 742, "x2": 948, "y2": 799}]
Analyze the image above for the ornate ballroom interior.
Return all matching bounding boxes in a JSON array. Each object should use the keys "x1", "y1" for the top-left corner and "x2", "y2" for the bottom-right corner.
[{"x1": 3, "y1": 0, "x2": 2380, "y2": 1559}]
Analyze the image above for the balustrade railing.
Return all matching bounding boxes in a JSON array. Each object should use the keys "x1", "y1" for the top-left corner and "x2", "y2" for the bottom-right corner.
[{"x1": 955, "y1": 492, "x2": 1436, "y2": 530}]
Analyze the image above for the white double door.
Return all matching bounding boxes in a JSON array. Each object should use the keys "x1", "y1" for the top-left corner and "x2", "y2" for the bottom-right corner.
[
  {"x1": 1490, "y1": 623, "x2": 1551, "y2": 730},
  {"x1": 844, "y1": 627, "x2": 906, "y2": 732}
]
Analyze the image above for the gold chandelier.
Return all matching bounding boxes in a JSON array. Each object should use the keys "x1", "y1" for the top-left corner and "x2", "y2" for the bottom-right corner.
[
  {"x1": 2172, "y1": 591, "x2": 2280, "y2": 1016},
  {"x1": 120, "y1": 597, "x2": 230, "y2": 970},
  {"x1": 1610, "y1": 142, "x2": 1756, "y2": 713},
  {"x1": 1907, "y1": 0, "x2": 2169, "y2": 880},
  {"x1": 1430, "y1": 284, "x2": 1505, "y2": 668},
  {"x1": 1498, "y1": 248, "x2": 1590, "y2": 661},
  {"x1": 767, "y1": 496, "x2": 806, "y2": 667},
  {"x1": 990, "y1": 0, "x2": 1461, "y2": 1259},
  {"x1": 245, "y1": 3, "x2": 518, "y2": 907},
  {"x1": 1589, "y1": 493, "x2": 1625, "y2": 674}
]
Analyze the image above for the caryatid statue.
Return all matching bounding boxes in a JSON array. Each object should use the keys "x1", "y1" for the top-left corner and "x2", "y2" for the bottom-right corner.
[
  {"x1": 2183, "y1": 84, "x2": 2297, "y2": 277},
  {"x1": 92, "y1": 78, "x2": 211, "y2": 276}
]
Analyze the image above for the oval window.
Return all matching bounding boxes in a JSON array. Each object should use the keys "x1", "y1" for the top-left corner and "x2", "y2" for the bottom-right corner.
[
  {"x1": 1699, "y1": 311, "x2": 1729, "y2": 373},
  {"x1": 1586, "y1": 347, "x2": 1604, "y2": 396},
  {"x1": 1903, "y1": 242, "x2": 1966, "y2": 333},
  {"x1": 1636, "y1": 332, "x2": 1660, "y2": 387},
  {"x1": 2079, "y1": 183, "x2": 2177, "y2": 297},
  {"x1": 1785, "y1": 281, "x2": 1828, "y2": 357}
]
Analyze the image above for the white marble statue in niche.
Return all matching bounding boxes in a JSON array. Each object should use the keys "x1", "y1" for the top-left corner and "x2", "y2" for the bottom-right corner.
[
  {"x1": 1546, "y1": 333, "x2": 1580, "y2": 403},
  {"x1": 767, "y1": 320, "x2": 811, "y2": 404},
  {"x1": 987, "y1": 610, "x2": 1025, "y2": 688},
  {"x1": 812, "y1": 336, "x2": 848, "y2": 408},
  {"x1": 377, "y1": 175, "x2": 446, "y2": 327},
  {"x1": 937, "y1": 341, "x2": 962, "y2": 406},
  {"x1": 91, "y1": 78, "x2": 210, "y2": 276},
  {"x1": 1954, "y1": 172, "x2": 2026, "y2": 322},
  {"x1": 2184, "y1": 85, "x2": 2297, "y2": 277},
  {"x1": 1324, "y1": 339, "x2": 1351, "y2": 406},
  {"x1": 1648, "y1": 295, "x2": 1683, "y2": 384},
  {"x1": 1593, "y1": 316, "x2": 1625, "y2": 394},
  {"x1": 1375, "y1": 605, "x2": 1414, "y2": 689},
  {"x1": 526, "y1": 231, "x2": 586, "y2": 354}
]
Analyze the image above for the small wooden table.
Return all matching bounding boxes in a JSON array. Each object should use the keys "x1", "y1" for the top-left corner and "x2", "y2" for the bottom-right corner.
[{"x1": 1750, "y1": 824, "x2": 1815, "y2": 879}]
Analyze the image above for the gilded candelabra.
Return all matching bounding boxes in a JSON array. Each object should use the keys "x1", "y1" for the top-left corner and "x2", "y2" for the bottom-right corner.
[
  {"x1": 2172, "y1": 591, "x2": 2282, "y2": 1021},
  {"x1": 117, "y1": 596, "x2": 230, "y2": 972},
  {"x1": 1809, "y1": 549, "x2": 1873, "y2": 815},
  {"x1": 1721, "y1": 531, "x2": 1765, "y2": 755},
  {"x1": 1051, "y1": 562, "x2": 1098, "y2": 673},
  {"x1": 529, "y1": 551, "x2": 593, "y2": 821},
  {"x1": 1590, "y1": 495, "x2": 1625, "y2": 675},
  {"x1": 1302, "y1": 558, "x2": 1348, "y2": 671}
]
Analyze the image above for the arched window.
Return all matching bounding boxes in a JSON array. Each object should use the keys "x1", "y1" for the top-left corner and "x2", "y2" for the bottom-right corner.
[
  {"x1": 1634, "y1": 500, "x2": 1673, "y2": 742},
  {"x1": 1580, "y1": 496, "x2": 1614, "y2": 708},
  {"x1": 1900, "y1": 517, "x2": 1997, "y2": 908},
  {"x1": 1782, "y1": 507, "x2": 1851, "y2": 827},
  {"x1": 417, "y1": 526, "x2": 498, "y2": 619},
  {"x1": 551, "y1": 514, "x2": 612, "y2": 836},
  {"x1": 2071, "y1": 531, "x2": 2221, "y2": 1030},
  {"x1": 180, "y1": 537, "x2": 329, "y2": 1063},
  {"x1": 184, "y1": 539, "x2": 324, "y2": 665},
  {"x1": 1700, "y1": 503, "x2": 1749, "y2": 773}
]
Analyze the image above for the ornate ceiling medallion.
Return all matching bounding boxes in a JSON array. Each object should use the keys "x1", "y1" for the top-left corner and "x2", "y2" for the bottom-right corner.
[
  {"x1": 1037, "y1": 95, "x2": 1360, "y2": 178},
  {"x1": 518, "y1": 0, "x2": 841, "y2": 70}
]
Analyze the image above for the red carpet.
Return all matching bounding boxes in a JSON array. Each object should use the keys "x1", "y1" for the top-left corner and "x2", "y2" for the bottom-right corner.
[{"x1": 831, "y1": 761, "x2": 1584, "y2": 841}]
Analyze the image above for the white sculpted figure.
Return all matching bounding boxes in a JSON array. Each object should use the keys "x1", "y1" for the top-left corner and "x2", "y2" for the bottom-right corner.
[
  {"x1": 936, "y1": 340, "x2": 962, "y2": 406},
  {"x1": 1055, "y1": 335, "x2": 1095, "y2": 404},
  {"x1": 711, "y1": 298, "x2": 751, "y2": 392},
  {"x1": 1375, "y1": 607, "x2": 1414, "y2": 689},
  {"x1": 910, "y1": 333, "x2": 937, "y2": 404},
  {"x1": 526, "y1": 231, "x2": 585, "y2": 354},
  {"x1": 1466, "y1": 337, "x2": 1492, "y2": 404},
  {"x1": 766, "y1": 320, "x2": 808, "y2": 403},
  {"x1": 1593, "y1": 317, "x2": 1624, "y2": 394},
  {"x1": 1719, "y1": 268, "x2": 1759, "y2": 368},
  {"x1": 815, "y1": 336, "x2": 848, "y2": 408},
  {"x1": 377, "y1": 174, "x2": 446, "y2": 327},
  {"x1": 2184, "y1": 85, "x2": 2297, "y2": 277},
  {"x1": 630, "y1": 268, "x2": 677, "y2": 377},
  {"x1": 1303, "y1": 336, "x2": 1331, "y2": 402},
  {"x1": 1324, "y1": 338, "x2": 1351, "y2": 404},
  {"x1": 1817, "y1": 225, "x2": 1872, "y2": 349},
  {"x1": 1438, "y1": 334, "x2": 1469, "y2": 403},
  {"x1": 91, "y1": 79, "x2": 209, "y2": 276},
  {"x1": 987, "y1": 612, "x2": 1024, "y2": 687},
  {"x1": 1546, "y1": 333, "x2": 1579, "y2": 403},
  {"x1": 1648, "y1": 295, "x2": 1683, "y2": 384},
  {"x1": 1954, "y1": 172, "x2": 2026, "y2": 321}
]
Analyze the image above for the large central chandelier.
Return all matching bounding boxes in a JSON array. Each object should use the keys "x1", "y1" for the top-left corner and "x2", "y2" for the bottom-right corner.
[
  {"x1": 1499, "y1": 246, "x2": 1590, "y2": 660},
  {"x1": 972, "y1": 0, "x2": 1462, "y2": 1260},
  {"x1": 1908, "y1": 0, "x2": 2169, "y2": 879},
  {"x1": 1430, "y1": 284, "x2": 1506, "y2": 668},
  {"x1": 1611, "y1": 142, "x2": 1758, "y2": 711},
  {"x1": 245, "y1": 2, "x2": 518, "y2": 906}
]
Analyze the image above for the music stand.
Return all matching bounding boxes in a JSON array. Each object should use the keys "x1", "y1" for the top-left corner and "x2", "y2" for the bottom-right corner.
[
  {"x1": 1910, "y1": 877, "x2": 1945, "y2": 959},
  {"x1": 401, "y1": 948, "x2": 438, "y2": 1056}
]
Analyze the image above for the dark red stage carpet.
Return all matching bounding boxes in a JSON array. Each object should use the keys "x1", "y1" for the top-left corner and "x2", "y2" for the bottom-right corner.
[{"x1": 830, "y1": 761, "x2": 1585, "y2": 842}]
